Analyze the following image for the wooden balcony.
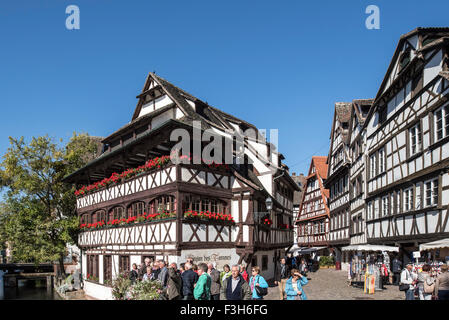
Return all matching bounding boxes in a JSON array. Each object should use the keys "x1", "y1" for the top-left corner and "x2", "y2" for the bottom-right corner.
[{"x1": 76, "y1": 164, "x2": 231, "y2": 210}]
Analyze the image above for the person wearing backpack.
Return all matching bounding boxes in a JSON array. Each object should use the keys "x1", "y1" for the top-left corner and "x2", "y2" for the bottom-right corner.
[
  {"x1": 417, "y1": 264, "x2": 434, "y2": 300},
  {"x1": 249, "y1": 266, "x2": 269, "y2": 300},
  {"x1": 400, "y1": 263, "x2": 417, "y2": 300}
]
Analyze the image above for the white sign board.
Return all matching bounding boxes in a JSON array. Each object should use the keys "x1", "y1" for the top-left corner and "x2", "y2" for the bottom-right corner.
[{"x1": 413, "y1": 251, "x2": 421, "y2": 258}]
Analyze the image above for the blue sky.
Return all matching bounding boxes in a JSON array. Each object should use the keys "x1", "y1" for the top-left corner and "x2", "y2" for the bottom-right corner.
[{"x1": 0, "y1": 0, "x2": 448, "y2": 182}]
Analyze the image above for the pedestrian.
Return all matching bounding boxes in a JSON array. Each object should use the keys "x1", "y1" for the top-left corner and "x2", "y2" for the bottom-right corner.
[
  {"x1": 207, "y1": 263, "x2": 221, "y2": 300},
  {"x1": 220, "y1": 264, "x2": 232, "y2": 286},
  {"x1": 417, "y1": 264, "x2": 434, "y2": 300},
  {"x1": 179, "y1": 263, "x2": 186, "y2": 274},
  {"x1": 192, "y1": 264, "x2": 199, "y2": 274},
  {"x1": 392, "y1": 255, "x2": 402, "y2": 285},
  {"x1": 240, "y1": 263, "x2": 249, "y2": 282},
  {"x1": 220, "y1": 264, "x2": 252, "y2": 300},
  {"x1": 435, "y1": 264, "x2": 449, "y2": 300},
  {"x1": 152, "y1": 262, "x2": 161, "y2": 280},
  {"x1": 167, "y1": 265, "x2": 182, "y2": 300},
  {"x1": 298, "y1": 258, "x2": 308, "y2": 276},
  {"x1": 193, "y1": 263, "x2": 212, "y2": 300},
  {"x1": 170, "y1": 262, "x2": 180, "y2": 275},
  {"x1": 140, "y1": 258, "x2": 152, "y2": 278},
  {"x1": 129, "y1": 263, "x2": 139, "y2": 283},
  {"x1": 249, "y1": 266, "x2": 269, "y2": 300},
  {"x1": 285, "y1": 268, "x2": 308, "y2": 300},
  {"x1": 181, "y1": 262, "x2": 198, "y2": 300},
  {"x1": 142, "y1": 266, "x2": 152, "y2": 281},
  {"x1": 157, "y1": 260, "x2": 169, "y2": 288},
  {"x1": 274, "y1": 258, "x2": 290, "y2": 300},
  {"x1": 400, "y1": 263, "x2": 417, "y2": 300}
]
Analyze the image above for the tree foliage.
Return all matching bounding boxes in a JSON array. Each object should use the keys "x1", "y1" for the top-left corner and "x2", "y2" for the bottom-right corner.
[{"x1": 0, "y1": 133, "x2": 99, "y2": 270}]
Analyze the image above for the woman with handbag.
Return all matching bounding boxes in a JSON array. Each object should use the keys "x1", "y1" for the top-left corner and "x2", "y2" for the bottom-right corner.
[
  {"x1": 417, "y1": 264, "x2": 434, "y2": 300},
  {"x1": 285, "y1": 268, "x2": 308, "y2": 300},
  {"x1": 249, "y1": 266, "x2": 269, "y2": 300}
]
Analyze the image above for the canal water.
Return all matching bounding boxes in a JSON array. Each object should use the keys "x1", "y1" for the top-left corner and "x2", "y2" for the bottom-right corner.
[{"x1": 3, "y1": 279, "x2": 60, "y2": 300}]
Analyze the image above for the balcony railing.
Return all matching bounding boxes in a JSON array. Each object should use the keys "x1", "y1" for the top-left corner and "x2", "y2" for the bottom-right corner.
[{"x1": 76, "y1": 164, "x2": 231, "y2": 210}]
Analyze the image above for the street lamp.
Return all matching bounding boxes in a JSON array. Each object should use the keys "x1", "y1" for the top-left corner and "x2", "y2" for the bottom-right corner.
[
  {"x1": 265, "y1": 197, "x2": 273, "y2": 211},
  {"x1": 254, "y1": 197, "x2": 273, "y2": 223}
]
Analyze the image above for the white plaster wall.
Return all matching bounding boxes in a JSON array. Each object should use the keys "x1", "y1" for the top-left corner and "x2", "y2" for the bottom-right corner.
[{"x1": 84, "y1": 281, "x2": 113, "y2": 300}]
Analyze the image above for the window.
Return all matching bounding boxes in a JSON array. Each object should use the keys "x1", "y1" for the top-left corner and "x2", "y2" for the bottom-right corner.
[
  {"x1": 403, "y1": 187, "x2": 414, "y2": 212},
  {"x1": 262, "y1": 255, "x2": 268, "y2": 271},
  {"x1": 434, "y1": 105, "x2": 449, "y2": 142},
  {"x1": 396, "y1": 190, "x2": 401, "y2": 214},
  {"x1": 409, "y1": 122, "x2": 422, "y2": 156},
  {"x1": 319, "y1": 220, "x2": 325, "y2": 233},
  {"x1": 379, "y1": 106, "x2": 387, "y2": 124},
  {"x1": 367, "y1": 201, "x2": 373, "y2": 220},
  {"x1": 103, "y1": 255, "x2": 112, "y2": 284},
  {"x1": 128, "y1": 201, "x2": 145, "y2": 218},
  {"x1": 390, "y1": 193, "x2": 395, "y2": 215},
  {"x1": 150, "y1": 195, "x2": 176, "y2": 214},
  {"x1": 87, "y1": 255, "x2": 99, "y2": 279},
  {"x1": 378, "y1": 148, "x2": 386, "y2": 174},
  {"x1": 108, "y1": 206, "x2": 125, "y2": 221},
  {"x1": 382, "y1": 196, "x2": 389, "y2": 217},
  {"x1": 370, "y1": 154, "x2": 376, "y2": 178},
  {"x1": 251, "y1": 256, "x2": 257, "y2": 268},
  {"x1": 424, "y1": 178, "x2": 439, "y2": 207},
  {"x1": 119, "y1": 255, "x2": 130, "y2": 275}
]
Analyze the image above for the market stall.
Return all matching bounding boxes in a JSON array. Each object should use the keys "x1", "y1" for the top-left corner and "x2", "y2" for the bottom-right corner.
[
  {"x1": 415, "y1": 238, "x2": 449, "y2": 276},
  {"x1": 342, "y1": 244, "x2": 399, "y2": 294}
]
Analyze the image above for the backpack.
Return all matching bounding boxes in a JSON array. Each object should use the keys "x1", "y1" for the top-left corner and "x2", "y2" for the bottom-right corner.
[{"x1": 423, "y1": 276, "x2": 435, "y2": 294}]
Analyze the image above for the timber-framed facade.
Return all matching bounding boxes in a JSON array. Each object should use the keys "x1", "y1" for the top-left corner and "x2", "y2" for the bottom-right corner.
[
  {"x1": 64, "y1": 72, "x2": 298, "y2": 299},
  {"x1": 363, "y1": 28, "x2": 449, "y2": 257},
  {"x1": 295, "y1": 157, "x2": 330, "y2": 248},
  {"x1": 325, "y1": 103, "x2": 352, "y2": 261}
]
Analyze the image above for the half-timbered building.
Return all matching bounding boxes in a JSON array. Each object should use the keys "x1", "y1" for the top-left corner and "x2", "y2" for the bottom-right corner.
[
  {"x1": 64, "y1": 72, "x2": 298, "y2": 299},
  {"x1": 347, "y1": 99, "x2": 373, "y2": 251},
  {"x1": 363, "y1": 27, "x2": 449, "y2": 259},
  {"x1": 325, "y1": 103, "x2": 352, "y2": 263},
  {"x1": 291, "y1": 172, "x2": 307, "y2": 248},
  {"x1": 296, "y1": 157, "x2": 330, "y2": 249}
]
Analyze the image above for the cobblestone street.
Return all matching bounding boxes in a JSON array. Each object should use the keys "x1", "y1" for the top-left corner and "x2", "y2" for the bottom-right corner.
[{"x1": 265, "y1": 268, "x2": 404, "y2": 300}]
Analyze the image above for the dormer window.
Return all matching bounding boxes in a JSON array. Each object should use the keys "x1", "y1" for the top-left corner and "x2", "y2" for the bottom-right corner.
[
  {"x1": 378, "y1": 105, "x2": 387, "y2": 124},
  {"x1": 399, "y1": 49, "x2": 411, "y2": 71}
]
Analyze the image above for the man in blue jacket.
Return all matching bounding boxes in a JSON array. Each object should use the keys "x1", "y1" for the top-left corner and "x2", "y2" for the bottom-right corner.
[{"x1": 181, "y1": 262, "x2": 198, "y2": 300}]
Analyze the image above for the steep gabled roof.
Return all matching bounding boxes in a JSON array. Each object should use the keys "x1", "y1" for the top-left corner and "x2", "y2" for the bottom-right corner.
[
  {"x1": 296, "y1": 156, "x2": 329, "y2": 221},
  {"x1": 373, "y1": 27, "x2": 449, "y2": 104},
  {"x1": 131, "y1": 72, "x2": 259, "y2": 133},
  {"x1": 312, "y1": 156, "x2": 328, "y2": 180}
]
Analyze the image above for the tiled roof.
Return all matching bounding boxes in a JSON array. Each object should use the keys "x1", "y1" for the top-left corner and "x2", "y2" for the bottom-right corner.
[
  {"x1": 312, "y1": 156, "x2": 328, "y2": 180},
  {"x1": 335, "y1": 102, "x2": 352, "y2": 124}
]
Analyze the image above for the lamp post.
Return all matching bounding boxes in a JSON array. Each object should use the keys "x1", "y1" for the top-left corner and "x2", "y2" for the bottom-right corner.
[{"x1": 254, "y1": 197, "x2": 273, "y2": 223}]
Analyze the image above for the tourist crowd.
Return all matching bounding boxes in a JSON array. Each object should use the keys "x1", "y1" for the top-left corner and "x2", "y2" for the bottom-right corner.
[
  {"x1": 400, "y1": 262, "x2": 449, "y2": 300},
  {"x1": 127, "y1": 257, "x2": 309, "y2": 300}
]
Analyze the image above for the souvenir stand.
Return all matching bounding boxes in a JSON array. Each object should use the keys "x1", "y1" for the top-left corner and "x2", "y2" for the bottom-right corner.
[
  {"x1": 342, "y1": 244, "x2": 399, "y2": 294},
  {"x1": 417, "y1": 238, "x2": 449, "y2": 277}
]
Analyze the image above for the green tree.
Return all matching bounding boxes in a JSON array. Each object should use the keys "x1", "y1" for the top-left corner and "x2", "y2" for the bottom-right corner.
[{"x1": 0, "y1": 133, "x2": 99, "y2": 274}]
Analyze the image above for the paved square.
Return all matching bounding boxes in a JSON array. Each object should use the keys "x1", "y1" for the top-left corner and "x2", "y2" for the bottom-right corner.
[{"x1": 265, "y1": 268, "x2": 404, "y2": 300}]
